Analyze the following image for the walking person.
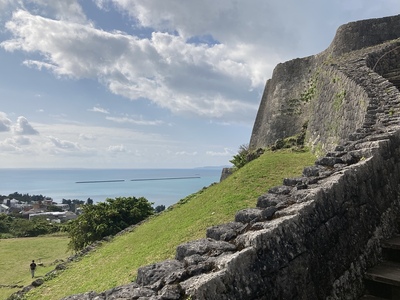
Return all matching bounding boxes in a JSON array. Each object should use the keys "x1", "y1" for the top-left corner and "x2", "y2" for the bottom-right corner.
[{"x1": 30, "y1": 260, "x2": 37, "y2": 278}]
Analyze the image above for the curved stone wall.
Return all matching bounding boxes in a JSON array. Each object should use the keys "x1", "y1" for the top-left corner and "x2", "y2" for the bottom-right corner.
[
  {"x1": 326, "y1": 14, "x2": 400, "y2": 57},
  {"x1": 249, "y1": 56, "x2": 315, "y2": 149},
  {"x1": 249, "y1": 14, "x2": 400, "y2": 155}
]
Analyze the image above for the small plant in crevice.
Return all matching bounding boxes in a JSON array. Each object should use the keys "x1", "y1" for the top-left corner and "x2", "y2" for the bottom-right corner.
[
  {"x1": 300, "y1": 75, "x2": 318, "y2": 103},
  {"x1": 333, "y1": 90, "x2": 346, "y2": 111},
  {"x1": 271, "y1": 121, "x2": 308, "y2": 151},
  {"x1": 388, "y1": 107, "x2": 396, "y2": 117},
  {"x1": 313, "y1": 142, "x2": 324, "y2": 158}
]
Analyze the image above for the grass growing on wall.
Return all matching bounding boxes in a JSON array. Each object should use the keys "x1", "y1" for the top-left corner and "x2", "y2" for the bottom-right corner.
[{"x1": 23, "y1": 149, "x2": 316, "y2": 300}]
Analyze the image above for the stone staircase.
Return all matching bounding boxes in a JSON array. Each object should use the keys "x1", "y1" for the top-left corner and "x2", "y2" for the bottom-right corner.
[
  {"x1": 361, "y1": 236, "x2": 400, "y2": 299},
  {"x1": 382, "y1": 68, "x2": 400, "y2": 90}
]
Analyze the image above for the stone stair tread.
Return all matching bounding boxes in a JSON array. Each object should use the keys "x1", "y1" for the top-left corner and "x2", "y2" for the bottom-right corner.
[
  {"x1": 383, "y1": 72, "x2": 400, "y2": 77},
  {"x1": 382, "y1": 69, "x2": 400, "y2": 76},
  {"x1": 360, "y1": 295, "x2": 388, "y2": 300},
  {"x1": 382, "y1": 235, "x2": 400, "y2": 250},
  {"x1": 365, "y1": 261, "x2": 400, "y2": 287}
]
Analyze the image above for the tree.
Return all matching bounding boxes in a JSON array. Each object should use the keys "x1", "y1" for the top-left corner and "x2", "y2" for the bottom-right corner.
[
  {"x1": 0, "y1": 214, "x2": 12, "y2": 234},
  {"x1": 154, "y1": 205, "x2": 166, "y2": 213},
  {"x1": 66, "y1": 196, "x2": 154, "y2": 251},
  {"x1": 8, "y1": 217, "x2": 58, "y2": 237},
  {"x1": 47, "y1": 205, "x2": 64, "y2": 212},
  {"x1": 62, "y1": 198, "x2": 84, "y2": 212}
]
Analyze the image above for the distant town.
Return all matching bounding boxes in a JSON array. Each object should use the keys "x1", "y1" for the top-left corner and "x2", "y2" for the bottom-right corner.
[{"x1": 0, "y1": 192, "x2": 91, "y2": 223}]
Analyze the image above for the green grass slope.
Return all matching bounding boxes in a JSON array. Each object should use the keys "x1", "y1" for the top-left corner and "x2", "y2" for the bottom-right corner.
[
  {"x1": 0, "y1": 234, "x2": 71, "y2": 300},
  {"x1": 25, "y1": 150, "x2": 316, "y2": 300}
]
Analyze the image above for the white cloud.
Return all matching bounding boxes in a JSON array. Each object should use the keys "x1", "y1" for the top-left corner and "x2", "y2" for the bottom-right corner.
[
  {"x1": 206, "y1": 148, "x2": 233, "y2": 157},
  {"x1": 0, "y1": 9, "x2": 261, "y2": 122},
  {"x1": 0, "y1": 138, "x2": 22, "y2": 152},
  {"x1": 30, "y1": 0, "x2": 86, "y2": 22},
  {"x1": 104, "y1": 0, "x2": 314, "y2": 55},
  {"x1": 13, "y1": 116, "x2": 39, "y2": 135},
  {"x1": 8, "y1": 0, "x2": 390, "y2": 124},
  {"x1": 93, "y1": 0, "x2": 110, "y2": 11},
  {"x1": 107, "y1": 144, "x2": 128, "y2": 153},
  {"x1": 13, "y1": 135, "x2": 31, "y2": 145},
  {"x1": 48, "y1": 136, "x2": 80, "y2": 150},
  {"x1": 0, "y1": 136, "x2": 30, "y2": 152},
  {"x1": 106, "y1": 116, "x2": 163, "y2": 126},
  {"x1": 0, "y1": 112, "x2": 12, "y2": 132},
  {"x1": 79, "y1": 133, "x2": 97, "y2": 141},
  {"x1": 89, "y1": 106, "x2": 110, "y2": 114},
  {"x1": 175, "y1": 151, "x2": 198, "y2": 156}
]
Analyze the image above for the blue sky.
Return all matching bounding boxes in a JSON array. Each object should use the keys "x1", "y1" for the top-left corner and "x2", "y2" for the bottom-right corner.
[{"x1": 0, "y1": 0, "x2": 398, "y2": 169}]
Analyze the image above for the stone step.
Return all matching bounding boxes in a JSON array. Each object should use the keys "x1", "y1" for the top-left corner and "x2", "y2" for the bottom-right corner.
[
  {"x1": 381, "y1": 235, "x2": 400, "y2": 263},
  {"x1": 362, "y1": 235, "x2": 400, "y2": 299},
  {"x1": 360, "y1": 295, "x2": 389, "y2": 300},
  {"x1": 382, "y1": 70, "x2": 400, "y2": 78},
  {"x1": 382, "y1": 235, "x2": 400, "y2": 250},
  {"x1": 387, "y1": 81, "x2": 400, "y2": 90},
  {"x1": 365, "y1": 261, "x2": 400, "y2": 287}
]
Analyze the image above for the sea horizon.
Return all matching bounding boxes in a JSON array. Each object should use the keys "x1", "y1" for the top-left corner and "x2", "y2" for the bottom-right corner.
[{"x1": 0, "y1": 167, "x2": 227, "y2": 208}]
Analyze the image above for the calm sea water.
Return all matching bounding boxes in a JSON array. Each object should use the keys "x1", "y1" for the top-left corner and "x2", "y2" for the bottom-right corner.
[{"x1": 0, "y1": 168, "x2": 223, "y2": 207}]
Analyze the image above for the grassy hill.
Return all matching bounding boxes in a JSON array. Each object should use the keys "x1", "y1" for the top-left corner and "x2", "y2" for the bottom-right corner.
[
  {"x1": 0, "y1": 234, "x2": 71, "y2": 300},
  {"x1": 21, "y1": 149, "x2": 315, "y2": 300}
]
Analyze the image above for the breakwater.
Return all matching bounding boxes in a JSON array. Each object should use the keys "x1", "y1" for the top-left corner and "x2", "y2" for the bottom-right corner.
[{"x1": 75, "y1": 176, "x2": 201, "y2": 184}]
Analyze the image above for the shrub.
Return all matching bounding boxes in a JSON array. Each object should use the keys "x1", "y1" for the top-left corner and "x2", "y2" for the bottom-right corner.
[
  {"x1": 66, "y1": 196, "x2": 154, "y2": 251},
  {"x1": 230, "y1": 144, "x2": 265, "y2": 170}
]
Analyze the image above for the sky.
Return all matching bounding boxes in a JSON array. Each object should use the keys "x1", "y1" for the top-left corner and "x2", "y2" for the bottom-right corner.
[{"x1": 0, "y1": 1, "x2": 398, "y2": 169}]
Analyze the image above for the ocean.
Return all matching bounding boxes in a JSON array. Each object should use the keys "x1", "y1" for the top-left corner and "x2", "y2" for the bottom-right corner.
[{"x1": 0, "y1": 168, "x2": 223, "y2": 208}]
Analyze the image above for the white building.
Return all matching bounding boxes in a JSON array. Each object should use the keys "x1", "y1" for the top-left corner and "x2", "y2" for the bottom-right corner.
[
  {"x1": 0, "y1": 204, "x2": 9, "y2": 214},
  {"x1": 29, "y1": 211, "x2": 77, "y2": 222}
]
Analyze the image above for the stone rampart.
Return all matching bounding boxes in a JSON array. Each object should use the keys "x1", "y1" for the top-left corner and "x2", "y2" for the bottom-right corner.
[
  {"x1": 61, "y1": 15, "x2": 400, "y2": 300},
  {"x1": 249, "y1": 14, "x2": 400, "y2": 154}
]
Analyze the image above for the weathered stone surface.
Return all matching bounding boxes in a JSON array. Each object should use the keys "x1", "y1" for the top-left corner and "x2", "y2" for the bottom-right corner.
[
  {"x1": 61, "y1": 291, "x2": 101, "y2": 300},
  {"x1": 268, "y1": 185, "x2": 292, "y2": 195},
  {"x1": 184, "y1": 255, "x2": 215, "y2": 277},
  {"x1": 283, "y1": 176, "x2": 308, "y2": 187},
  {"x1": 340, "y1": 151, "x2": 363, "y2": 165},
  {"x1": 316, "y1": 156, "x2": 344, "y2": 167},
  {"x1": 136, "y1": 260, "x2": 184, "y2": 286},
  {"x1": 261, "y1": 206, "x2": 278, "y2": 220},
  {"x1": 31, "y1": 278, "x2": 44, "y2": 287},
  {"x1": 158, "y1": 284, "x2": 183, "y2": 299},
  {"x1": 175, "y1": 239, "x2": 236, "y2": 261},
  {"x1": 234, "y1": 208, "x2": 262, "y2": 223},
  {"x1": 61, "y1": 283, "x2": 156, "y2": 300},
  {"x1": 103, "y1": 283, "x2": 155, "y2": 299},
  {"x1": 206, "y1": 222, "x2": 247, "y2": 241},
  {"x1": 303, "y1": 165, "x2": 322, "y2": 177},
  {"x1": 55, "y1": 263, "x2": 67, "y2": 270},
  {"x1": 257, "y1": 192, "x2": 288, "y2": 208}
]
